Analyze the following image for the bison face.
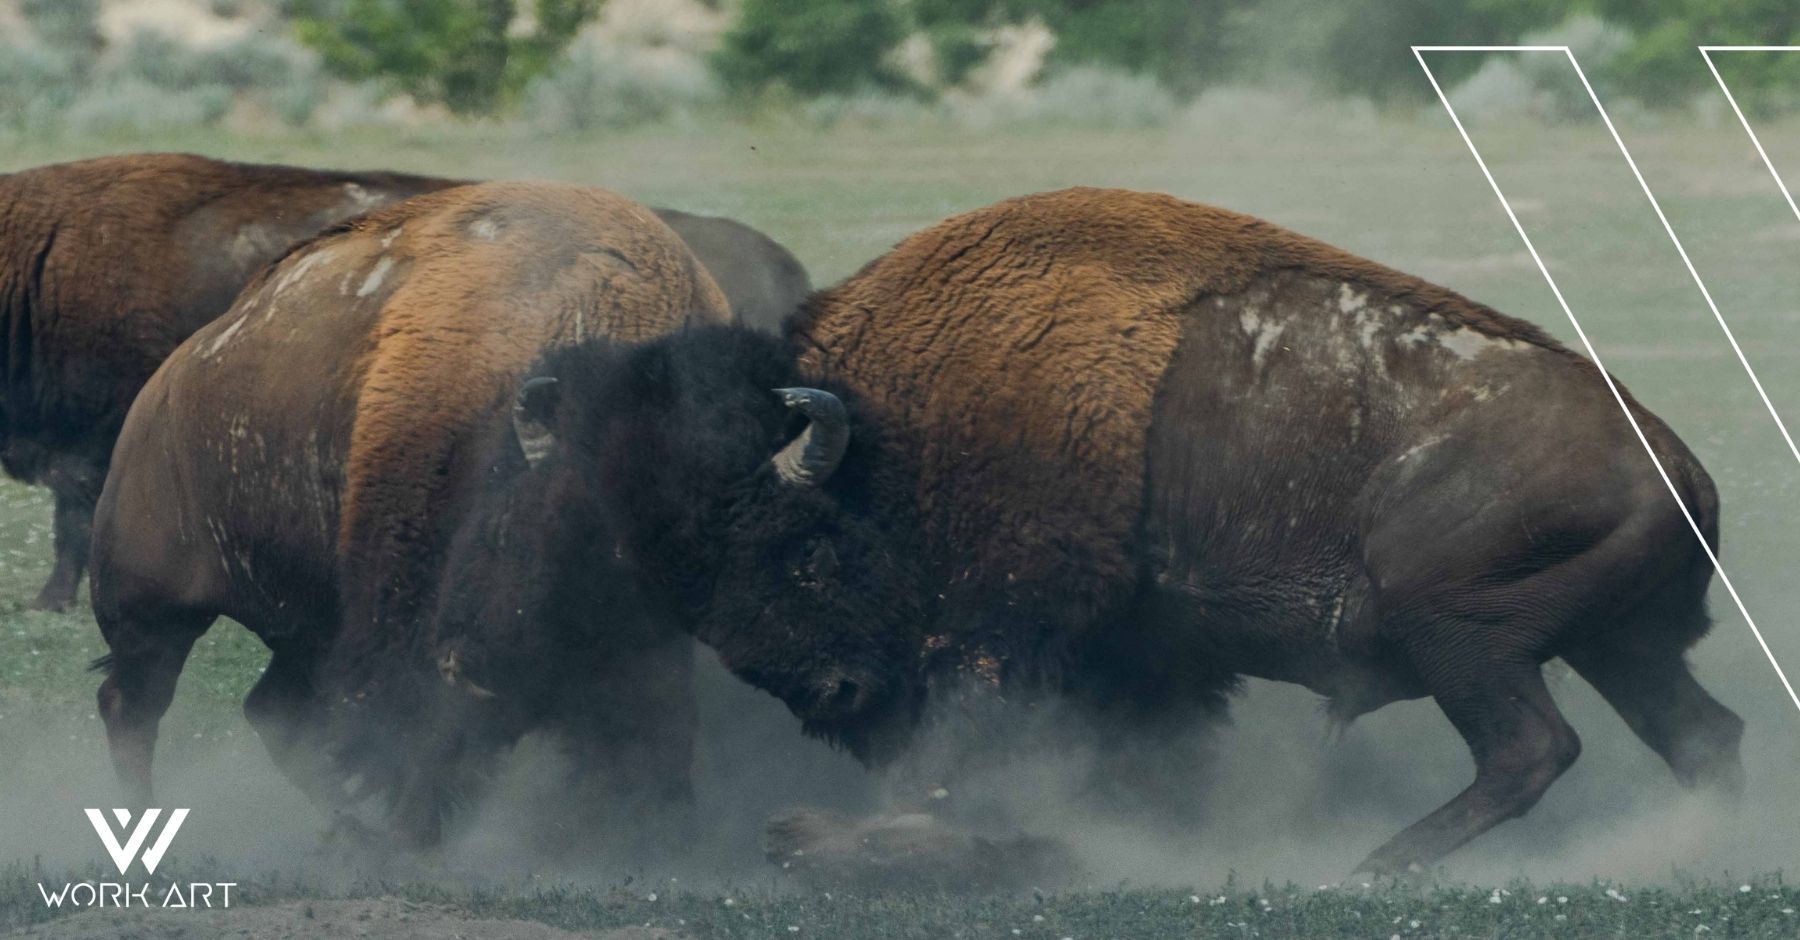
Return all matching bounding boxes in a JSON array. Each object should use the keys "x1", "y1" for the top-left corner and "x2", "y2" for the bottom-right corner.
[
  {"x1": 514, "y1": 330, "x2": 935, "y2": 765},
  {"x1": 704, "y1": 502, "x2": 926, "y2": 765},
  {"x1": 425, "y1": 373, "x2": 653, "y2": 726},
  {"x1": 675, "y1": 388, "x2": 931, "y2": 764}
]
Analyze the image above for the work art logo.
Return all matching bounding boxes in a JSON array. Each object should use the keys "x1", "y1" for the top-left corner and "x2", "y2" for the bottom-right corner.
[
  {"x1": 86, "y1": 808, "x2": 188, "y2": 875},
  {"x1": 35, "y1": 809, "x2": 235, "y2": 909}
]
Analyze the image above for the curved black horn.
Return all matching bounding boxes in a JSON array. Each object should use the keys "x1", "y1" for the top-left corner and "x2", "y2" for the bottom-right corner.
[
  {"x1": 771, "y1": 387, "x2": 849, "y2": 485},
  {"x1": 512, "y1": 376, "x2": 560, "y2": 468}
]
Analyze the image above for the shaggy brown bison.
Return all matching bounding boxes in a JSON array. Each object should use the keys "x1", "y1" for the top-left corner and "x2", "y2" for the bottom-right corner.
[
  {"x1": 0, "y1": 154, "x2": 807, "y2": 611},
  {"x1": 449, "y1": 187, "x2": 1742, "y2": 874},
  {"x1": 91, "y1": 181, "x2": 728, "y2": 847},
  {"x1": 0, "y1": 153, "x2": 457, "y2": 611}
]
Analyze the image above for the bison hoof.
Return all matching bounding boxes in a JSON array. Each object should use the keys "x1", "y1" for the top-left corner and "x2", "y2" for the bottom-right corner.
[
  {"x1": 1350, "y1": 855, "x2": 1430, "y2": 882},
  {"x1": 28, "y1": 591, "x2": 73, "y2": 613}
]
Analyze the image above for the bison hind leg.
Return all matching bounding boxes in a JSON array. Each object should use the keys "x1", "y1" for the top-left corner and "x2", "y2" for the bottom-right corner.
[
  {"x1": 1353, "y1": 654, "x2": 1580, "y2": 877},
  {"x1": 244, "y1": 646, "x2": 358, "y2": 812},
  {"x1": 95, "y1": 604, "x2": 213, "y2": 806},
  {"x1": 1563, "y1": 632, "x2": 1744, "y2": 798},
  {"x1": 31, "y1": 482, "x2": 98, "y2": 611}
]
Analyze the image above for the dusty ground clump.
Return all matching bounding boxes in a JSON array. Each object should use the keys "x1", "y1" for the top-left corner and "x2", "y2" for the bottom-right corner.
[
  {"x1": 3, "y1": 897, "x2": 681, "y2": 940},
  {"x1": 764, "y1": 807, "x2": 1079, "y2": 890}
]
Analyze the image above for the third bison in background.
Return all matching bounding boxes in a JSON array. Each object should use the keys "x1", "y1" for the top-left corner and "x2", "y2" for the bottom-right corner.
[
  {"x1": 0, "y1": 154, "x2": 455, "y2": 611},
  {"x1": 475, "y1": 187, "x2": 1743, "y2": 875}
]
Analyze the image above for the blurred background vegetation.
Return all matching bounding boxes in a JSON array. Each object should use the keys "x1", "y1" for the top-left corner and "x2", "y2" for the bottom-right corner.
[{"x1": 0, "y1": 0, "x2": 1797, "y2": 139}]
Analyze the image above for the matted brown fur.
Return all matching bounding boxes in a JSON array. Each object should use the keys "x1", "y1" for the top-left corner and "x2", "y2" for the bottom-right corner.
[
  {"x1": 162, "y1": 180, "x2": 728, "y2": 662},
  {"x1": 790, "y1": 186, "x2": 1579, "y2": 616},
  {"x1": 333, "y1": 183, "x2": 728, "y2": 645},
  {"x1": 0, "y1": 152, "x2": 457, "y2": 439}
]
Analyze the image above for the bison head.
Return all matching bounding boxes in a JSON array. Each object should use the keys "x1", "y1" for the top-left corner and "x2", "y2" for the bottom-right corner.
[
  {"x1": 510, "y1": 327, "x2": 933, "y2": 763},
  {"x1": 425, "y1": 371, "x2": 666, "y2": 732}
]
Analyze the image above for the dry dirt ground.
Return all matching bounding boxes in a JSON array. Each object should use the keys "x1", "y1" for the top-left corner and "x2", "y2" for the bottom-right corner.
[{"x1": 3, "y1": 898, "x2": 681, "y2": 940}]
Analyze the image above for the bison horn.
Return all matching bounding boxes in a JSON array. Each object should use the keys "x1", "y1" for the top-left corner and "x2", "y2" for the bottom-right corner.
[
  {"x1": 512, "y1": 376, "x2": 560, "y2": 468},
  {"x1": 771, "y1": 387, "x2": 848, "y2": 485}
]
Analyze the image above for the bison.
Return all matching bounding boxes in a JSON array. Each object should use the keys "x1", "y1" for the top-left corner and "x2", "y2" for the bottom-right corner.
[
  {"x1": 0, "y1": 153, "x2": 457, "y2": 611},
  {"x1": 0, "y1": 154, "x2": 809, "y2": 611},
  {"x1": 449, "y1": 187, "x2": 1743, "y2": 874},
  {"x1": 655, "y1": 208, "x2": 810, "y2": 333},
  {"x1": 90, "y1": 181, "x2": 728, "y2": 847}
]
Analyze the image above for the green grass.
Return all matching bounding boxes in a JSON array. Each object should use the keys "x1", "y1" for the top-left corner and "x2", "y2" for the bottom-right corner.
[
  {"x1": 5, "y1": 863, "x2": 1800, "y2": 938},
  {"x1": 8, "y1": 106, "x2": 1800, "y2": 933}
]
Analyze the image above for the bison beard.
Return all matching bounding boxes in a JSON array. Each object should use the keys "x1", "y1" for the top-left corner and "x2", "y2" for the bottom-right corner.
[{"x1": 543, "y1": 187, "x2": 1743, "y2": 876}]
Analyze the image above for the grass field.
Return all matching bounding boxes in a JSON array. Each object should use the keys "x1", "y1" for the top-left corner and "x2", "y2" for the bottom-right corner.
[{"x1": 9, "y1": 95, "x2": 1800, "y2": 936}]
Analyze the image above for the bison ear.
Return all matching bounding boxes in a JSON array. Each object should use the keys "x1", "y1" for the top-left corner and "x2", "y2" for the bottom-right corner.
[
  {"x1": 512, "y1": 376, "x2": 561, "y2": 468},
  {"x1": 770, "y1": 387, "x2": 849, "y2": 485}
]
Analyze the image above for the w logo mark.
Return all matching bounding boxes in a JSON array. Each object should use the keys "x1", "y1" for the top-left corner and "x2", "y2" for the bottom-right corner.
[{"x1": 84, "y1": 808, "x2": 190, "y2": 875}]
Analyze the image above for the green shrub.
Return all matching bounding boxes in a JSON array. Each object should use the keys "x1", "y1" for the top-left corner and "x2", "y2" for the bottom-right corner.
[
  {"x1": 712, "y1": 0, "x2": 911, "y2": 96},
  {"x1": 63, "y1": 79, "x2": 235, "y2": 137},
  {"x1": 1591, "y1": 0, "x2": 1800, "y2": 113},
  {"x1": 18, "y1": 0, "x2": 104, "y2": 62},
  {"x1": 0, "y1": 42, "x2": 80, "y2": 134},
  {"x1": 910, "y1": 0, "x2": 1246, "y2": 95},
  {"x1": 524, "y1": 42, "x2": 717, "y2": 131},
  {"x1": 194, "y1": 35, "x2": 307, "y2": 91},
  {"x1": 1445, "y1": 15, "x2": 1633, "y2": 122},
  {"x1": 285, "y1": 0, "x2": 602, "y2": 114}
]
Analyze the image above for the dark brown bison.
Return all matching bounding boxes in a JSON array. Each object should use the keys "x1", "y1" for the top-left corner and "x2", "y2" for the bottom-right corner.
[
  {"x1": 0, "y1": 153, "x2": 458, "y2": 611},
  {"x1": 91, "y1": 181, "x2": 728, "y2": 847},
  {"x1": 655, "y1": 208, "x2": 810, "y2": 333},
  {"x1": 439, "y1": 187, "x2": 1742, "y2": 874},
  {"x1": 0, "y1": 154, "x2": 807, "y2": 611}
]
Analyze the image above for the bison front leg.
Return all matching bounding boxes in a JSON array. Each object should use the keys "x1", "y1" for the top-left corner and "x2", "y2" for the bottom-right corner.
[
  {"x1": 32, "y1": 486, "x2": 96, "y2": 611},
  {"x1": 1353, "y1": 654, "x2": 1579, "y2": 876},
  {"x1": 548, "y1": 633, "x2": 698, "y2": 861},
  {"x1": 243, "y1": 646, "x2": 353, "y2": 811}
]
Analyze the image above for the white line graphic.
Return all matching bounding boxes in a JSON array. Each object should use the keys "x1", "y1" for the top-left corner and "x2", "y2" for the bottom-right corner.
[
  {"x1": 1699, "y1": 47, "x2": 1800, "y2": 226},
  {"x1": 1413, "y1": 45, "x2": 1800, "y2": 714}
]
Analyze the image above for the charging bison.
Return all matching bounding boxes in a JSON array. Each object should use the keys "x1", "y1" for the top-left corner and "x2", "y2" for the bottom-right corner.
[
  {"x1": 91, "y1": 181, "x2": 728, "y2": 846},
  {"x1": 1, "y1": 154, "x2": 806, "y2": 611},
  {"x1": 466, "y1": 187, "x2": 1742, "y2": 874}
]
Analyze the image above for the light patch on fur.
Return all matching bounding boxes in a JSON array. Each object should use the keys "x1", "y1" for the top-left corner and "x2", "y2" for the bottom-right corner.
[
  {"x1": 1438, "y1": 326, "x2": 1522, "y2": 360},
  {"x1": 228, "y1": 226, "x2": 277, "y2": 267},
  {"x1": 357, "y1": 256, "x2": 394, "y2": 297},
  {"x1": 342, "y1": 182, "x2": 379, "y2": 209},
  {"x1": 1395, "y1": 433, "x2": 1446, "y2": 463},
  {"x1": 379, "y1": 226, "x2": 403, "y2": 249},
  {"x1": 469, "y1": 218, "x2": 501, "y2": 240},
  {"x1": 1336, "y1": 283, "x2": 1369, "y2": 315},
  {"x1": 1396, "y1": 314, "x2": 1523, "y2": 361},
  {"x1": 202, "y1": 314, "x2": 247, "y2": 358},
  {"x1": 272, "y1": 246, "x2": 338, "y2": 297},
  {"x1": 1239, "y1": 307, "x2": 1285, "y2": 368}
]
